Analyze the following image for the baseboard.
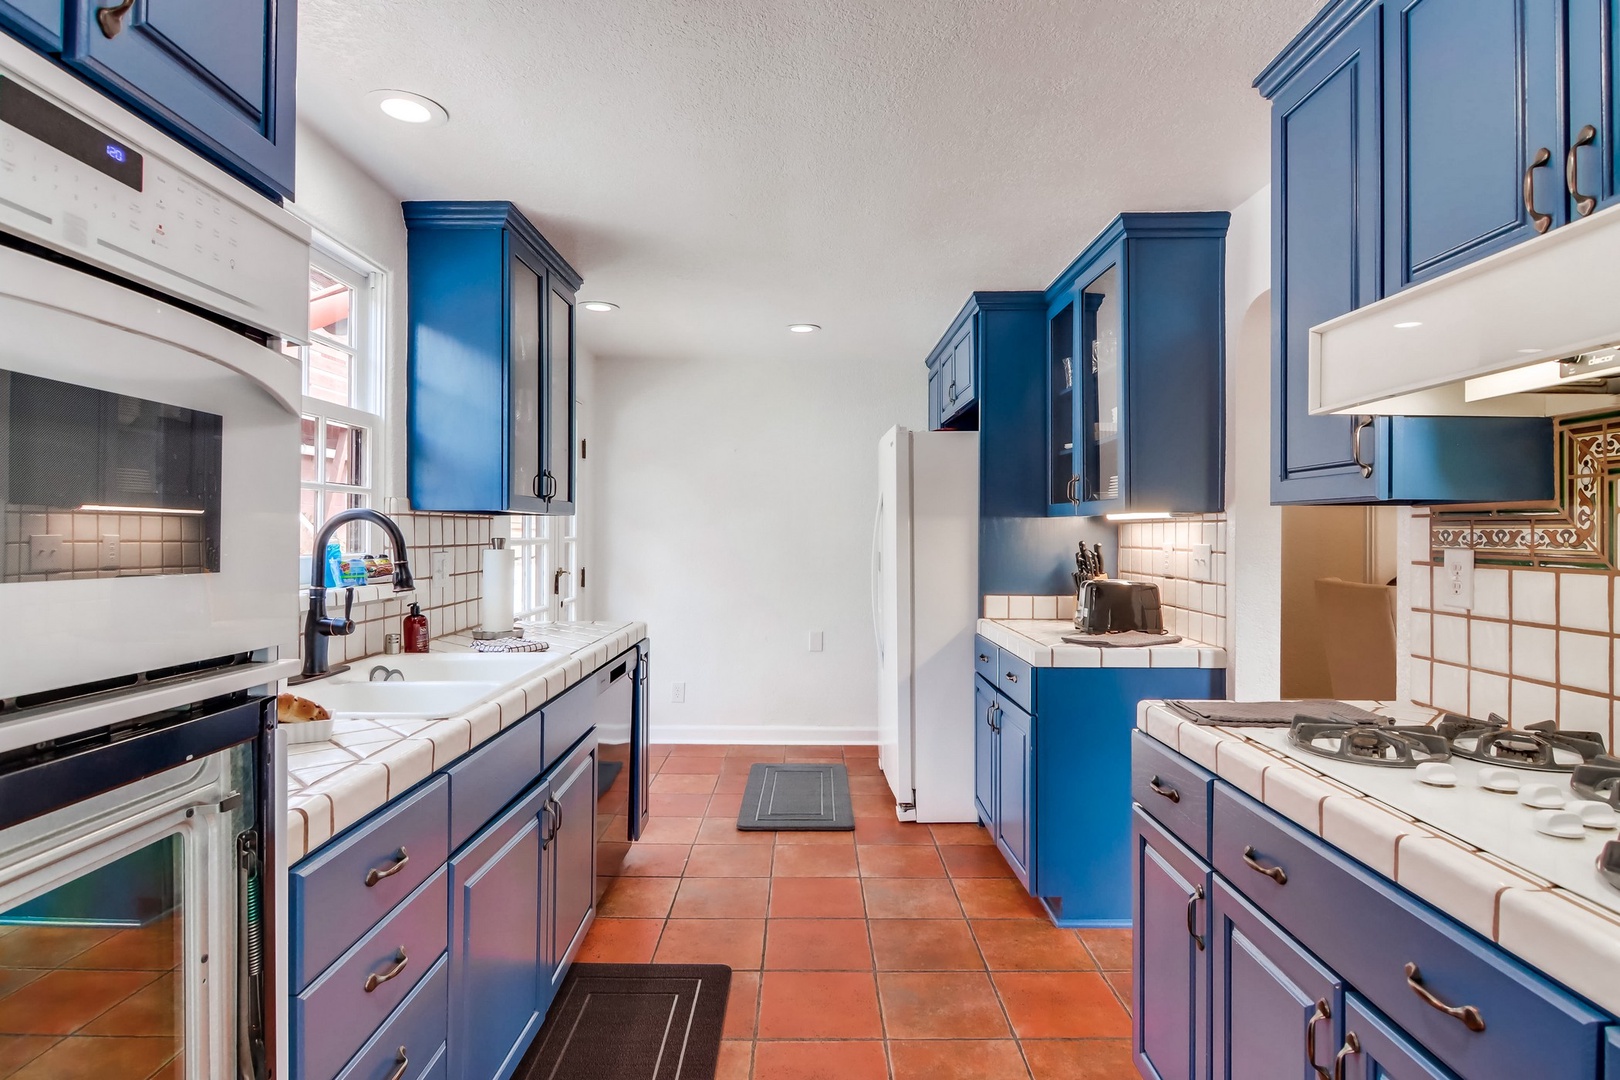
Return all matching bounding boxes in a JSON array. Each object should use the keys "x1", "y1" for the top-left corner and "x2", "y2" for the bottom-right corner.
[{"x1": 650, "y1": 723, "x2": 880, "y2": 746}]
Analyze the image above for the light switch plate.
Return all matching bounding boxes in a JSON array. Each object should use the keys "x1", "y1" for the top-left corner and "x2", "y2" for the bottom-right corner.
[
  {"x1": 28, "y1": 534, "x2": 63, "y2": 573},
  {"x1": 1441, "y1": 548, "x2": 1475, "y2": 610},
  {"x1": 808, "y1": 631, "x2": 824, "y2": 653}
]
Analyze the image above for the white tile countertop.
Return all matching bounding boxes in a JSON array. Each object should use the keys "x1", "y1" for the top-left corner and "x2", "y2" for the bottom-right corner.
[
  {"x1": 977, "y1": 619, "x2": 1228, "y2": 669},
  {"x1": 1138, "y1": 700, "x2": 1620, "y2": 1015},
  {"x1": 283, "y1": 620, "x2": 647, "y2": 863}
]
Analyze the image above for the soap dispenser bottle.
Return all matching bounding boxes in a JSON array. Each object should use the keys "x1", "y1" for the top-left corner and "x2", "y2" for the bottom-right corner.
[{"x1": 404, "y1": 603, "x2": 429, "y2": 653}]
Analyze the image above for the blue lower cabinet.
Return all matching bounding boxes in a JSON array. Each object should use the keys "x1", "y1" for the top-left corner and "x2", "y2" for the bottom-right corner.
[
  {"x1": 1131, "y1": 808, "x2": 1211, "y2": 1080},
  {"x1": 335, "y1": 953, "x2": 448, "y2": 1080},
  {"x1": 546, "y1": 736, "x2": 598, "y2": 993},
  {"x1": 1336, "y1": 995, "x2": 1458, "y2": 1080},
  {"x1": 973, "y1": 677, "x2": 997, "y2": 824},
  {"x1": 62, "y1": 0, "x2": 296, "y2": 198},
  {"x1": 0, "y1": 0, "x2": 60, "y2": 50},
  {"x1": 1209, "y1": 878, "x2": 1341, "y2": 1080},
  {"x1": 449, "y1": 781, "x2": 551, "y2": 1080},
  {"x1": 1608, "y1": 1026, "x2": 1620, "y2": 1077},
  {"x1": 993, "y1": 696, "x2": 1033, "y2": 890}
]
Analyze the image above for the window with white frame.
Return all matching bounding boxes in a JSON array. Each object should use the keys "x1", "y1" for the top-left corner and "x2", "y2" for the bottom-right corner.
[
  {"x1": 510, "y1": 514, "x2": 580, "y2": 624},
  {"x1": 282, "y1": 241, "x2": 385, "y2": 585}
]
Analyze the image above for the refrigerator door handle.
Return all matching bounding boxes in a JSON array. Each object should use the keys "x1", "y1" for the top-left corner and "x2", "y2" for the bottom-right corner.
[{"x1": 870, "y1": 494, "x2": 884, "y2": 663}]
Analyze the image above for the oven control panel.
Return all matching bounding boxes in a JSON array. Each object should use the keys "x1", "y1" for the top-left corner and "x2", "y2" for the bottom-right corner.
[{"x1": 0, "y1": 65, "x2": 308, "y2": 341}]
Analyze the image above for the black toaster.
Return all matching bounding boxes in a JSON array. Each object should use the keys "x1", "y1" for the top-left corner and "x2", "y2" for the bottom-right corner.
[{"x1": 1075, "y1": 579, "x2": 1164, "y2": 635}]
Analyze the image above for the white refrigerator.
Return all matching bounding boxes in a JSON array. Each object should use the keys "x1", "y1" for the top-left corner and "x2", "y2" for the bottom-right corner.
[{"x1": 872, "y1": 425, "x2": 980, "y2": 822}]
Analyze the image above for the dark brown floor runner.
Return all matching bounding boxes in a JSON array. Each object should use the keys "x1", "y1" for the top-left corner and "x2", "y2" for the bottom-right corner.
[{"x1": 512, "y1": 963, "x2": 731, "y2": 1080}]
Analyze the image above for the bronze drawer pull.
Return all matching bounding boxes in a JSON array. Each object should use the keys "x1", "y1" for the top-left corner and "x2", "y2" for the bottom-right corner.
[
  {"x1": 1332, "y1": 1032, "x2": 1360, "y2": 1080},
  {"x1": 1404, "y1": 962, "x2": 1485, "y2": 1031},
  {"x1": 1242, "y1": 846, "x2": 1288, "y2": 885},
  {"x1": 364, "y1": 948, "x2": 409, "y2": 993},
  {"x1": 385, "y1": 1047, "x2": 409, "y2": 1080},
  {"x1": 1524, "y1": 147, "x2": 1554, "y2": 234},
  {"x1": 1306, "y1": 998, "x2": 1332, "y2": 1080},
  {"x1": 365, "y1": 847, "x2": 410, "y2": 887},
  {"x1": 978, "y1": 653, "x2": 990, "y2": 664},
  {"x1": 1185, "y1": 884, "x2": 1204, "y2": 951},
  {"x1": 96, "y1": 0, "x2": 135, "y2": 37},
  {"x1": 1004, "y1": 671, "x2": 1019, "y2": 684},
  {"x1": 1148, "y1": 776, "x2": 1180, "y2": 803},
  {"x1": 1569, "y1": 125, "x2": 1598, "y2": 217}
]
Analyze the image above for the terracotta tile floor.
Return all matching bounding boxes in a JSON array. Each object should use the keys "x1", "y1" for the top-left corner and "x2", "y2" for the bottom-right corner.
[
  {"x1": 580, "y1": 743, "x2": 1135, "y2": 1080},
  {"x1": 0, "y1": 915, "x2": 182, "y2": 1079}
]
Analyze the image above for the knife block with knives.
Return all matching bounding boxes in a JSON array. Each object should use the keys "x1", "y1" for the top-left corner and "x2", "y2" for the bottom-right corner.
[{"x1": 1072, "y1": 540, "x2": 1165, "y2": 635}]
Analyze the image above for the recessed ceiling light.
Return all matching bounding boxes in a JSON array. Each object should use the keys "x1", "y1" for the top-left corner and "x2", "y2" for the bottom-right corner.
[
  {"x1": 787, "y1": 323, "x2": 820, "y2": 333},
  {"x1": 1393, "y1": 321, "x2": 1423, "y2": 329},
  {"x1": 366, "y1": 90, "x2": 449, "y2": 127},
  {"x1": 580, "y1": 301, "x2": 619, "y2": 312}
]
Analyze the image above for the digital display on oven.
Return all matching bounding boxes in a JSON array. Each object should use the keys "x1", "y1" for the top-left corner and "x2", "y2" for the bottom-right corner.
[{"x1": 0, "y1": 74, "x2": 143, "y2": 191}]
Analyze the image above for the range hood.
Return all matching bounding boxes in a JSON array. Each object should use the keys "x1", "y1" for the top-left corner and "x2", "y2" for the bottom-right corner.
[{"x1": 1310, "y1": 202, "x2": 1620, "y2": 417}]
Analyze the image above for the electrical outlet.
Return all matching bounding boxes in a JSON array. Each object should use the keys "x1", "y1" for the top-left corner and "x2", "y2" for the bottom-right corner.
[
  {"x1": 808, "y1": 631, "x2": 824, "y2": 653},
  {"x1": 1191, "y1": 544, "x2": 1213, "y2": 582},
  {"x1": 431, "y1": 549, "x2": 448, "y2": 579},
  {"x1": 100, "y1": 534, "x2": 120, "y2": 570},
  {"x1": 1442, "y1": 548, "x2": 1475, "y2": 610},
  {"x1": 28, "y1": 534, "x2": 63, "y2": 573},
  {"x1": 671, "y1": 682, "x2": 687, "y2": 703},
  {"x1": 1160, "y1": 544, "x2": 1173, "y2": 576}
]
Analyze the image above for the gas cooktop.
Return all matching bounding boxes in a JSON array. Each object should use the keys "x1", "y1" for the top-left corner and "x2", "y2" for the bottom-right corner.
[{"x1": 1288, "y1": 709, "x2": 1607, "y2": 773}]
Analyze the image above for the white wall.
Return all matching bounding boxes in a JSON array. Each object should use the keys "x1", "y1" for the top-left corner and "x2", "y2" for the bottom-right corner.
[
  {"x1": 1223, "y1": 185, "x2": 1282, "y2": 701},
  {"x1": 594, "y1": 351, "x2": 920, "y2": 743}
]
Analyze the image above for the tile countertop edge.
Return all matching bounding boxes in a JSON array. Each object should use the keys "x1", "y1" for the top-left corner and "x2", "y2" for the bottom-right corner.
[
  {"x1": 285, "y1": 620, "x2": 647, "y2": 863},
  {"x1": 977, "y1": 619, "x2": 1228, "y2": 670},
  {"x1": 1133, "y1": 700, "x2": 1620, "y2": 1017}
]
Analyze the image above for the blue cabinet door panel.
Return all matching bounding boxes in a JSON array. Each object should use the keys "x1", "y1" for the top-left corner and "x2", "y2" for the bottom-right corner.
[
  {"x1": 0, "y1": 0, "x2": 62, "y2": 50},
  {"x1": 1384, "y1": 0, "x2": 1562, "y2": 289},
  {"x1": 63, "y1": 0, "x2": 295, "y2": 197},
  {"x1": 547, "y1": 737, "x2": 597, "y2": 993},
  {"x1": 973, "y1": 676, "x2": 997, "y2": 826},
  {"x1": 994, "y1": 695, "x2": 1033, "y2": 891},
  {"x1": 1338, "y1": 995, "x2": 1459, "y2": 1079},
  {"x1": 1131, "y1": 808, "x2": 1209, "y2": 1080},
  {"x1": 1272, "y1": 7, "x2": 1382, "y2": 503},
  {"x1": 1567, "y1": 0, "x2": 1620, "y2": 215},
  {"x1": 1210, "y1": 878, "x2": 1342, "y2": 1080}
]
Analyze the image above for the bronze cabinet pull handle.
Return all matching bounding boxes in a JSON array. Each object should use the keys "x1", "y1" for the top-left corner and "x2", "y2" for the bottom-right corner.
[
  {"x1": 1404, "y1": 962, "x2": 1485, "y2": 1031},
  {"x1": 385, "y1": 1047, "x2": 409, "y2": 1080},
  {"x1": 1242, "y1": 846, "x2": 1288, "y2": 885},
  {"x1": 1148, "y1": 777, "x2": 1181, "y2": 803},
  {"x1": 1306, "y1": 998, "x2": 1332, "y2": 1080},
  {"x1": 1524, "y1": 147, "x2": 1554, "y2": 233},
  {"x1": 1332, "y1": 1032, "x2": 1360, "y2": 1080},
  {"x1": 1350, "y1": 416, "x2": 1374, "y2": 479},
  {"x1": 978, "y1": 653, "x2": 990, "y2": 663},
  {"x1": 96, "y1": 0, "x2": 135, "y2": 37},
  {"x1": 1569, "y1": 124, "x2": 1599, "y2": 217},
  {"x1": 364, "y1": 948, "x2": 409, "y2": 993},
  {"x1": 1185, "y1": 884, "x2": 1205, "y2": 951},
  {"x1": 365, "y1": 848, "x2": 409, "y2": 887},
  {"x1": 1004, "y1": 671, "x2": 1019, "y2": 684}
]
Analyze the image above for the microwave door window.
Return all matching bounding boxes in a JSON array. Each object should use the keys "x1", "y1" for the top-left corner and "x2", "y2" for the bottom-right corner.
[{"x1": 2, "y1": 370, "x2": 222, "y2": 583}]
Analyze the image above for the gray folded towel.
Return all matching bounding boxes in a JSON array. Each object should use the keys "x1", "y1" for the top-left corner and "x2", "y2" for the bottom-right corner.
[{"x1": 471, "y1": 637, "x2": 550, "y2": 654}]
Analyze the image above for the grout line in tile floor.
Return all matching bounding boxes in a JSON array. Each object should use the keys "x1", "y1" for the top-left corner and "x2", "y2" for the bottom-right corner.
[{"x1": 583, "y1": 743, "x2": 1137, "y2": 1080}]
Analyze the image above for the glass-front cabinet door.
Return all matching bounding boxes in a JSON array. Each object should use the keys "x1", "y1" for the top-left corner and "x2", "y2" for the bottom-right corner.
[
  {"x1": 1047, "y1": 296, "x2": 1078, "y2": 513},
  {"x1": 542, "y1": 283, "x2": 576, "y2": 514},
  {"x1": 1078, "y1": 262, "x2": 1123, "y2": 507},
  {"x1": 508, "y1": 253, "x2": 546, "y2": 513}
]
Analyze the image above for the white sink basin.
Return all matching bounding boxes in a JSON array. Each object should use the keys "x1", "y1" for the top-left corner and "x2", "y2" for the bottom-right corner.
[
  {"x1": 301, "y1": 679, "x2": 506, "y2": 720},
  {"x1": 335, "y1": 652, "x2": 549, "y2": 686}
]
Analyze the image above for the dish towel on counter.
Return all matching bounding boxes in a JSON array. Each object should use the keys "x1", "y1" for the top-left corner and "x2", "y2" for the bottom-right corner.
[
  {"x1": 471, "y1": 637, "x2": 550, "y2": 654},
  {"x1": 1062, "y1": 631, "x2": 1182, "y2": 648},
  {"x1": 1167, "y1": 700, "x2": 1388, "y2": 728}
]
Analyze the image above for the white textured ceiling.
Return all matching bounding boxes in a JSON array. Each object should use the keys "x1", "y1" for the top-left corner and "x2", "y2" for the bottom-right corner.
[{"x1": 298, "y1": 0, "x2": 1321, "y2": 366}]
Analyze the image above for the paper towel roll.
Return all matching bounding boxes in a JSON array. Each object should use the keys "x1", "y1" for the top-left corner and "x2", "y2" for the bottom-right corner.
[{"x1": 481, "y1": 546, "x2": 516, "y2": 633}]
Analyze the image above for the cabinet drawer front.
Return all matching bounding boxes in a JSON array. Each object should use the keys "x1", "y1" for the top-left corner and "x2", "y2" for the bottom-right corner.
[
  {"x1": 995, "y1": 651, "x2": 1034, "y2": 713},
  {"x1": 448, "y1": 710, "x2": 541, "y2": 851},
  {"x1": 296, "y1": 866, "x2": 450, "y2": 1080},
  {"x1": 291, "y1": 776, "x2": 449, "y2": 992},
  {"x1": 974, "y1": 636, "x2": 999, "y2": 685},
  {"x1": 1130, "y1": 733, "x2": 1213, "y2": 858},
  {"x1": 544, "y1": 676, "x2": 596, "y2": 772},
  {"x1": 1212, "y1": 786, "x2": 1607, "y2": 1080},
  {"x1": 335, "y1": 953, "x2": 449, "y2": 1080}
]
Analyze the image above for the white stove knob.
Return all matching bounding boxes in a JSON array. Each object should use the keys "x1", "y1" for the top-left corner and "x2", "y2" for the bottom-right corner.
[
  {"x1": 1519, "y1": 783, "x2": 1567, "y2": 810},
  {"x1": 1533, "y1": 809, "x2": 1586, "y2": 839},
  {"x1": 1479, "y1": 768, "x2": 1521, "y2": 794},
  {"x1": 1415, "y1": 762, "x2": 1457, "y2": 787},
  {"x1": 1575, "y1": 801, "x2": 1619, "y2": 830}
]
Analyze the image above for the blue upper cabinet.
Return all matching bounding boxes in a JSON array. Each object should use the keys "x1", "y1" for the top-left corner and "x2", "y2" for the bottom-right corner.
[
  {"x1": 61, "y1": 0, "x2": 296, "y2": 198},
  {"x1": 926, "y1": 313, "x2": 977, "y2": 430},
  {"x1": 1045, "y1": 213, "x2": 1228, "y2": 518},
  {"x1": 1259, "y1": 0, "x2": 1556, "y2": 505},
  {"x1": 1383, "y1": 0, "x2": 1563, "y2": 291},
  {"x1": 1567, "y1": 0, "x2": 1620, "y2": 216},
  {"x1": 0, "y1": 0, "x2": 62, "y2": 50},
  {"x1": 405, "y1": 202, "x2": 582, "y2": 516}
]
